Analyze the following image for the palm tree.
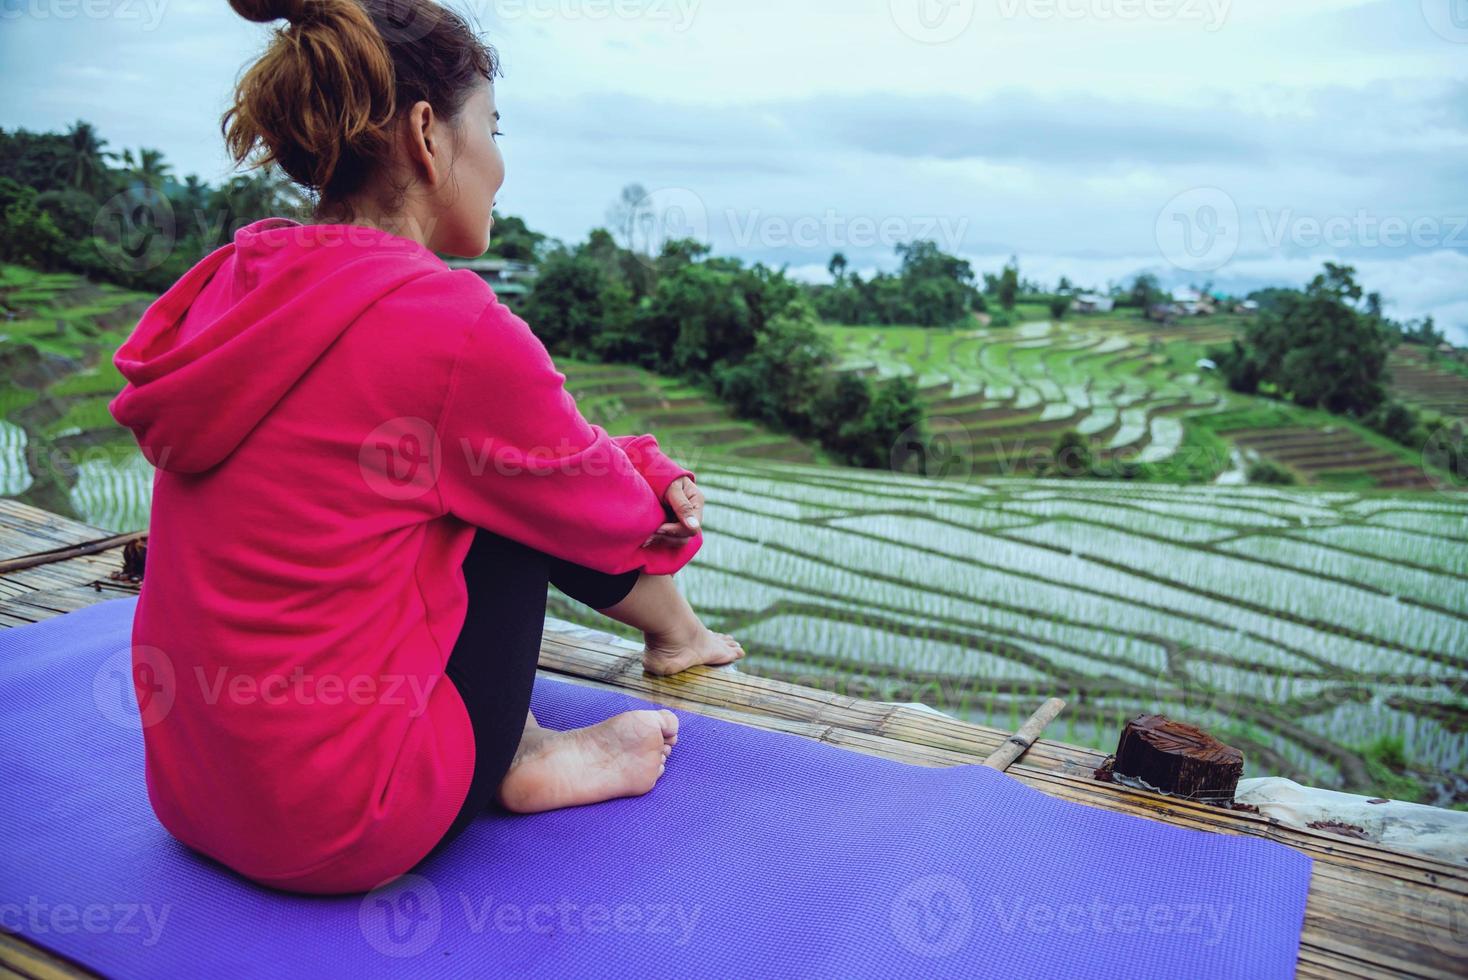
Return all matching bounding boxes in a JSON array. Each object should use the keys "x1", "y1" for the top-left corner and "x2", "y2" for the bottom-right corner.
[
  {"x1": 127, "y1": 148, "x2": 173, "y2": 192},
  {"x1": 56, "y1": 120, "x2": 112, "y2": 198}
]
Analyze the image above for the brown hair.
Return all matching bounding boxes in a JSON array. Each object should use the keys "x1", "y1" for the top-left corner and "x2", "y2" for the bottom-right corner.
[{"x1": 223, "y1": 0, "x2": 499, "y2": 214}]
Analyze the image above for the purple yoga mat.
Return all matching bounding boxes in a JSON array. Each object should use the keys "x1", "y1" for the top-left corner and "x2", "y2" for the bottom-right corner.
[{"x1": 0, "y1": 597, "x2": 1311, "y2": 978}]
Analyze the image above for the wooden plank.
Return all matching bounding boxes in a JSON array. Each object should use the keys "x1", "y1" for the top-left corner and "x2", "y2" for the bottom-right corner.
[{"x1": 0, "y1": 932, "x2": 98, "y2": 980}]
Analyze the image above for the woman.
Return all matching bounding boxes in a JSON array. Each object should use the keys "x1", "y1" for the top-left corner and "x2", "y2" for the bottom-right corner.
[{"x1": 107, "y1": 0, "x2": 743, "y2": 896}]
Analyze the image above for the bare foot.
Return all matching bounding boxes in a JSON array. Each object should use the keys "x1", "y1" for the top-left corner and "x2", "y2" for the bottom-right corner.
[
  {"x1": 643, "y1": 621, "x2": 746, "y2": 676},
  {"x1": 592, "y1": 573, "x2": 745, "y2": 676},
  {"x1": 496, "y1": 709, "x2": 679, "y2": 814}
]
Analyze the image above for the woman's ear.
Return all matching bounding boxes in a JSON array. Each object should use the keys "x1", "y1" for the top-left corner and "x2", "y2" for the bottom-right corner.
[{"x1": 405, "y1": 100, "x2": 439, "y2": 187}]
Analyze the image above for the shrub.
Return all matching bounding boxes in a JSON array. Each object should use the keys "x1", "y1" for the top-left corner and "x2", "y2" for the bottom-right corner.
[{"x1": 1247, "y1": 460, "x2": 1297, "y2": 485}]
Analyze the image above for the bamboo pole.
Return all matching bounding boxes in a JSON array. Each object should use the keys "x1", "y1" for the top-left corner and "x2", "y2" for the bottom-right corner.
[
  {"x1": 0, "y1": 531, "x2": 146, "y2": 575},
  {"x1": 982, "y1": 697, "x2": 1067, "y2": 771}
]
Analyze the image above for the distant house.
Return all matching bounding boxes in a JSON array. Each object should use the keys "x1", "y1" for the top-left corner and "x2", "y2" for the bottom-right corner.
[
  {"x1": 1071, "y1": 293, "x2": 1115, "y2": 314},
  {"x1": 1170, "y1": 288, "x2": 1215, "y2": 316},
  {"x1": 1234, "y1": 300, "x2": 1260, "y2": 315},
  {"x1": 446, "y1": 256, "x2": 538, "y2": 307}
]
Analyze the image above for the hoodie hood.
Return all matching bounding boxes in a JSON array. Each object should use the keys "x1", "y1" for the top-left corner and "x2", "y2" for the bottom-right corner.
[{"x1": 110, "y1": 218, "x2": 443, "y2": 474}]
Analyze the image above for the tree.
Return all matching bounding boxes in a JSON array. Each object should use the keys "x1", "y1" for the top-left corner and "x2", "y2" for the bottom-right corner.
[
  {"x1": 485, "y1": 211, "x2": 547, "y2": 262},
  {"x1": 56, "y1": 120, "x2": 112, "y2": 198},
  {"x1": 997, "y1": 258, "x2": 1019, "y2": 311},
  {"x1": 1128, "y1": 273, "x2": 1161, "y2": 311},
  {"x1": 1228, "y1": 264, "x2": 1391, "y2": 416},
  {"x1": 827, "y1": 251, "x2": 848, "y2": 284},
  {"x1": 1047, "y1": 429, "x2": 1093, "y2": 478},
  {"x1": 606, "y1": 183, "x2": 652, "y2": 252},
  {"x1": 636, "y1": 263, "x2": 754, "y2": 376},
  {"x1": 520, "y1": 249, "x2": 632, "y2": 360},
  {"x1": 850, "y1": 375, "x2": 925, "y2": 469},
  {"x1": 1401, "y1": 316, "x2": 1444, "y2": 347},
  {"x1": 121, "y1": 147, "x2": 172, "y2": 192},
  {"x1": 1048, "y1": 295, "x2": 1070, "y2": 321}
]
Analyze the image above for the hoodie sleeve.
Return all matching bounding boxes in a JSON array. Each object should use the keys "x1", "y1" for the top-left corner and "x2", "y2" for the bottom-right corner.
[
  {"x1": 609, "y1": 433, "x2": 697, "y2": 503},
  {"x1": 436, "y1": 299, "x2": 702, "y2": 577}
]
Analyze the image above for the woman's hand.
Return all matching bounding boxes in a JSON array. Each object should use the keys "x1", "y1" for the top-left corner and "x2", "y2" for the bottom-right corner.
[{"x1": 643, "y1": 476, "x2": 703, "y2": 548}]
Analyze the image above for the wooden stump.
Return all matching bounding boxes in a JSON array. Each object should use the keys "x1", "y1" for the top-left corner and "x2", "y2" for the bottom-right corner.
[{"x1": 1113, "y1": 714, "x2": 1244, "y2": 803}]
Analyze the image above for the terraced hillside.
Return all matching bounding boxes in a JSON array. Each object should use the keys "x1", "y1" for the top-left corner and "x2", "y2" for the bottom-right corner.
[
  {"x1": 559, "y1": 359, "x2": 825, "y2": 468},
  {"x1": 825, "y1": 318, "x2": 1235, "y2": 477},
  {"x1": 548, "y1": 457, "x2": 1468, "y2": 800},
  {"x1": 824, "y1": 317, "x2": 1445, "y2": 489},
  {"x1": 1227, "y1": 425, "x2": 1435, "y2": 490},
  {"x1": 0, "y1": 265, "x2": 155, "y2": 532},
  {"x1": 1390, "y1": 344, "x2": 1468, "y2": 419}
]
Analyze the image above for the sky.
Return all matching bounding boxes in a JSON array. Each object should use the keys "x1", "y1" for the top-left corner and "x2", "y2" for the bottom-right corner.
[{"x1": 2, "y1": 0, "x2": 1466, "y2": 342}]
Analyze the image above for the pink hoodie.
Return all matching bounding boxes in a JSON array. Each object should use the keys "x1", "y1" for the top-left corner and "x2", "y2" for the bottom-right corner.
[{"x1": 108, "y1": 217, "x2": 701, "y2": 895}]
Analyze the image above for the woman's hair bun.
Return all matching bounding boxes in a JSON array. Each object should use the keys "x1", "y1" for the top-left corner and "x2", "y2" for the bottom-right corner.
[{"x1": 229, "y1": 0, "x2": 314, "y2": 25}]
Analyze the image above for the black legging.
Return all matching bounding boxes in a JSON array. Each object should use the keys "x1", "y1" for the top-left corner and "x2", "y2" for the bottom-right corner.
[{"x1": 419, "y1": 526, "x2": 642, "y2": 864}]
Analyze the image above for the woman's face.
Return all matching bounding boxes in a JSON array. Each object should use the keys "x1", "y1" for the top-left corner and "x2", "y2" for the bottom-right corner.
[{"x1": 427, "y1": 79, "x2": 504, "y2": 257}]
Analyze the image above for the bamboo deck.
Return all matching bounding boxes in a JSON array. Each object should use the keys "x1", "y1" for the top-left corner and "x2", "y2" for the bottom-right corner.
[{"x1": 1, "y1": 497, "x2": 1464, "y2": 979}]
